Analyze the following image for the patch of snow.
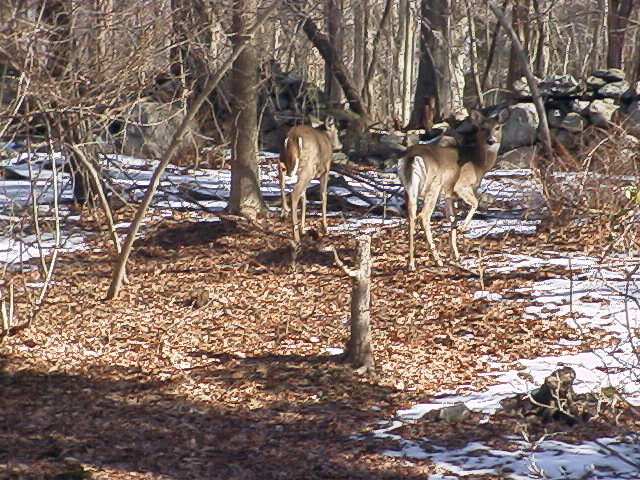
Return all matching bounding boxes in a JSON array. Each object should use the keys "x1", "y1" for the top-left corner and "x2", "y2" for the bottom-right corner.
[
  {"x1": 375, "y1": 251, "x2": 640, "y2": 478},
  {"x1": 384, "y1": 436, "x2": 640, "y2": 480}
]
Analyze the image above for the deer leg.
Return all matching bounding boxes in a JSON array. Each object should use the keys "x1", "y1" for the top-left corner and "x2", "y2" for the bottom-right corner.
[
  {"x1": 300, "y1": 190, "x2": 307, "y2": 232},
  {"x1": 455, "y1": 186, "x2": 479, "y2": 232},
  {"x1": 445, "y1": 197, "x2": 460, "y2": 260},
  {"x1": 419, "y1": 184, "x2": 443, "y2": 267},
  {"x1": 320, "y1": 172, "x2": 329, "y2": 234},
  {"x1": 405, "y1": 192, "x2": 417, "y2": 270},
  {"x1": 290, "y1": 184, "x2": 305, "y2": 243},
  {"x1": 278, "y1": 162, "x2": 289, "y2": 218}
]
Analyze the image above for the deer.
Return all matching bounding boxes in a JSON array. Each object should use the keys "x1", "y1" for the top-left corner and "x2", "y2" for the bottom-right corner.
[
  {"x1": 279, "y1": 116, "x2": 341, "y2": 243},
  {"x1": 397, "y1": 108, "x2": 510, "y2": 270}
]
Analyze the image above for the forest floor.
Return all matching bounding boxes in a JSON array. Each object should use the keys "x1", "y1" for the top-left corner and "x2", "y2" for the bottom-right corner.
[{"x1": 2, "y1": 204, "x2": 640, "y2": 479}]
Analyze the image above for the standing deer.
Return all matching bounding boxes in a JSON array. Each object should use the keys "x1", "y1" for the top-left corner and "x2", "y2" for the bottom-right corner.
[
  {"x1": 397, "y1": 108, "x2": 510, "y2": 269},
  {"x1": 279, "y1": 117, "x2": 341, "y2": 242}
]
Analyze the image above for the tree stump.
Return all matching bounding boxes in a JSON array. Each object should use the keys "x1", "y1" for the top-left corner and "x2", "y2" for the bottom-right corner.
[{"x1": 325, "y1": 234, "x2": 374, "y2": 374}]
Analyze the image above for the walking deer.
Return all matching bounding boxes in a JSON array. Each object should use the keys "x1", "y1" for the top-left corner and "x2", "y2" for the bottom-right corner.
[
  {"x1": 279, "y1": 117, "x2": 341, "y2": 242},
  {"x1": 397, "y1": 108, "x2": 510, "y2": 269}
]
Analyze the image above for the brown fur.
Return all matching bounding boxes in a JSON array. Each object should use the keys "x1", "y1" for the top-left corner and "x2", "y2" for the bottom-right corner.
[
  {"x1": 398, "y1": 109, "x2": 509, "y2": 269},
  {"x1": 279, "y1": 120, "x2": 340, "y2": 242}
]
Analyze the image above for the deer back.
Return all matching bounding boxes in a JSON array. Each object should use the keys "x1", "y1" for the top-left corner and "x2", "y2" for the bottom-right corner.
[{"x1": 281, "y1": 123, "x2": 338, "y2": 179}]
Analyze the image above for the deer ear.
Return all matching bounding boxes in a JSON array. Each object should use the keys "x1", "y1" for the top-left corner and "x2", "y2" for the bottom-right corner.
[
  {"x1": 308, "y1": 115, "x2": 322, "y2": 128},
  {"x1": 497, "y1": 108, "x2": 510, "y2": 124},
  {"x1": 324, "y1": 116, "x2": 336, "y2": 129},
  {"x1": 469, "y1": 110, "x2": 483, "y2": 125}
]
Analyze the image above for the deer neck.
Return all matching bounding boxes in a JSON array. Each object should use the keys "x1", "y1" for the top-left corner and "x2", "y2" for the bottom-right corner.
[{"x1": 459, "y1": 142, "x2": 499, "y2": 174}]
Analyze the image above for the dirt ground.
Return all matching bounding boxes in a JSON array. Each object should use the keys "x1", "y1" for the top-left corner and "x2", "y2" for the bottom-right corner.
[{"x1": 1, "y1": 211, "x2": 637, "y2": 479}]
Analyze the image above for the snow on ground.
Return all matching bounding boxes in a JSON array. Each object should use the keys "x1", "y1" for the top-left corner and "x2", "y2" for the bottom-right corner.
[{"x1": 374, "y1": 250, "x2": 640, "y2": 480}]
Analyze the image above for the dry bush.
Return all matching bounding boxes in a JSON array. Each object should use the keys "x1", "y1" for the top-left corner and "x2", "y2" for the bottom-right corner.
[{"x1": 538, "y1": 127, "x2": 640, "y2": 253}]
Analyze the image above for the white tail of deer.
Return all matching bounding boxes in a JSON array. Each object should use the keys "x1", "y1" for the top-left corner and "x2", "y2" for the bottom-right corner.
[
  {"x1": 279, "y1": 117, "x2": 341, "y2": 242},
  {"x1": 397, "y1": 108, "x2": 510, "y2": 269}
]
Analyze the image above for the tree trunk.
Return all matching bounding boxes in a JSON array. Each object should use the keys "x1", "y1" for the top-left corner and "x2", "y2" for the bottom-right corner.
[
  {"x1": 491, "y1": 4, "x2": 552, "y2": 162},
  {"x1": 532, "y1": 0, "x2": 549, "y2": 78},
  {"x1": 464, "y1": 0, "x2": 483, "y2": 109},
  {"x1": 606, "y1": 0, "x2": 636, "y2": 69},
  {"x1": 352, "y1": 0, "x2": 366, "y2": 94},
  {"x1": 301, "y1": 16, "x2": 370, "y2": 120},
  {"x1": 342, "y1": 234, "x2": 374, "y2": 373},
  {"x1": 362, "y1": 0, "x2": 394, "y2": 114},
  {"x1": 325, "y1": 0, "x2": 344, "y2": 108},
  {"x1": 506, "y1": 0, "x2": 532, "y2": 94},
  {"x1": 227, "y1": 0, "x2": 266, "y2": 219},
  {"x1": 407, "y1": 0, "x2": 457, "y2": 127},
  {"x1": 106, "y1": 0, "x2": 281, "y2": 299},
  {"x1": 400, "y1": 0, "x2": 415, "y2": 126}
]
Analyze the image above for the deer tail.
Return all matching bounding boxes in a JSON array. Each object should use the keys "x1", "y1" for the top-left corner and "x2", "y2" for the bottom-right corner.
[
  {"x1": 282, "y1": 135, "x2": 301, "y2": 177},
  {"x1": 398, "y1": 154, "x2": 426, "y2": 202}
]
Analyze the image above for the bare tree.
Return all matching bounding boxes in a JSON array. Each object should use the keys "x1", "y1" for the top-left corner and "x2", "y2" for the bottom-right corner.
[
  {"x1": 325, "y1": 0, "x2": 344, "y2": 108},
  {"x1": 407, "y1": 0, "x2": 458, "y2": 127},
  {"x1": 506, "y1": 0, "x2": 532, "y2": 94},
  {"x1": 227, "y1": 0, "x2": 267, "y2": 218},
  {"x1": 607, "y1": 0, "x2": 637, "y2": 69}
]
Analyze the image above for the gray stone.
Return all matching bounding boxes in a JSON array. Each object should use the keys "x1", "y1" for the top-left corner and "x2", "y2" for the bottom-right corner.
[
  {"x1": 586, "y1": 75, "x2": 607, "y2": 90},
  {"x1": 438, "y1": 403, "x2": 471, "y2": 424},
  {"x1": 106, "y1": 100, "x2": 201, "y2": 160},
  {"x1": 547, "y1": 109, "x2": 564, "y2": 128},
  {"x1": 560, "y1": 112, "x2": 588, "y2": 133},
  {"x1": 538, "y1": 75, "x2": 581, "y2": 96},
  {"x1": 513, "y1": 76, "x2": 535, "y2": 96},
  {"x1": 496, "y1": 146, "x2": 538, "y2": 170},
  {"x1": 587, "y1": 100, "x2": 618, "y2": 128},
  {"x1": 592, "y1": 68, "x2": 626, "y2": 82},
  {"x1": 598, "y1": 81, "x2": 630, "y2": 99},
  {"x1": 500, "y1": 103, "x2": 539, "y2": 153},
  {"x1": 612, "y1": 103, "x2": 640, "y2": 138},
  {"x1": 548, "y1": 127, "x2": 578, "y2": 150}
]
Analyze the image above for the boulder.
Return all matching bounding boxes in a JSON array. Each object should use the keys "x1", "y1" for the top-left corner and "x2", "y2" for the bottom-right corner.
[
  {"x1": 592, "y1": 68, "x2": 625, "y2": 82},
  {"x1": 547, "y1": 109, "x2": 564, "y2": 128},
  {"x1": 548, "y1": 127, "x2": 579, "y2": 150},
  {"x1": 106, "y1": 100, "x2": 201, "y2": 160},
  {"x1": 538, "y1": 75, "x2": 581, "y2": 97},
  {"x1": 586, "y1": 75, "x2": 607, "y2": 91},
  {"x1": 586, "y1": 100, "x2": 617, "y2": 128},
  {"x1": 612, "y1": 102, "x2": 640, "y2": 138},
  {"x1": 560, "y1": 112, "x2": 588, "y2": 133},
  {"x1": 500, "y1": 103, "x2": 539, "y2": 153},
  {"x1": 598, "y1": 81, "x2": 630, "y2": 99},
  {"x1": 496, "y1": 146, "x2": 537, "y2": 170}
]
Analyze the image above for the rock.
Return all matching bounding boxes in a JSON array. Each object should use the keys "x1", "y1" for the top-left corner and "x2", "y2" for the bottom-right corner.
[
  {"x1": 500, "y1": 103, "x2": 539, "y2": 153},
  {"x1": 496, "y1": 146, "x2": 538, "y2": 169},
  {"x1": 438, "y1": 403, "x2": 471, "y2": 424},
  {"x1": 538, "y1": 75, "x2": 581, "y2": 97},
  {"x1": 620, "y1": 84, "x2": 639, "y2": 107},
  {"x1": 592, "y1": 68, "x2": 626, "y2": 82},
  {"x1": 548, "y1": 127, "x2": 578, "y2": 150},
  {"x1": 513, "y1": 76, "x2": 535, "y2": 96},
  {"x1": 560, "y1": 112, "x2": 588, "y2": 133},
  {"x1": 377, "y1": 133, "x2": 405, "y2": 146},
  {"x1": 105, "y1": 100, "x2": 201, "y2": 160},
  {"x1": 547, "y1": 109, "x2": 564, "y2": 128},
  {"x1": 612, "y1": 103, "x2": 640, "y2": 138},
  {"x1": 586, "y1": 75, "x2": 607, "y2": 90},
  {"x1": 571, "y1": 100, "x2": 590, "y2": 113},
  {"x1": 598, "y1": 80, "x2": 630, "y2": 99},
  {"x1": 587, "y1": 100, "x2": 617, "y2": 128}
]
